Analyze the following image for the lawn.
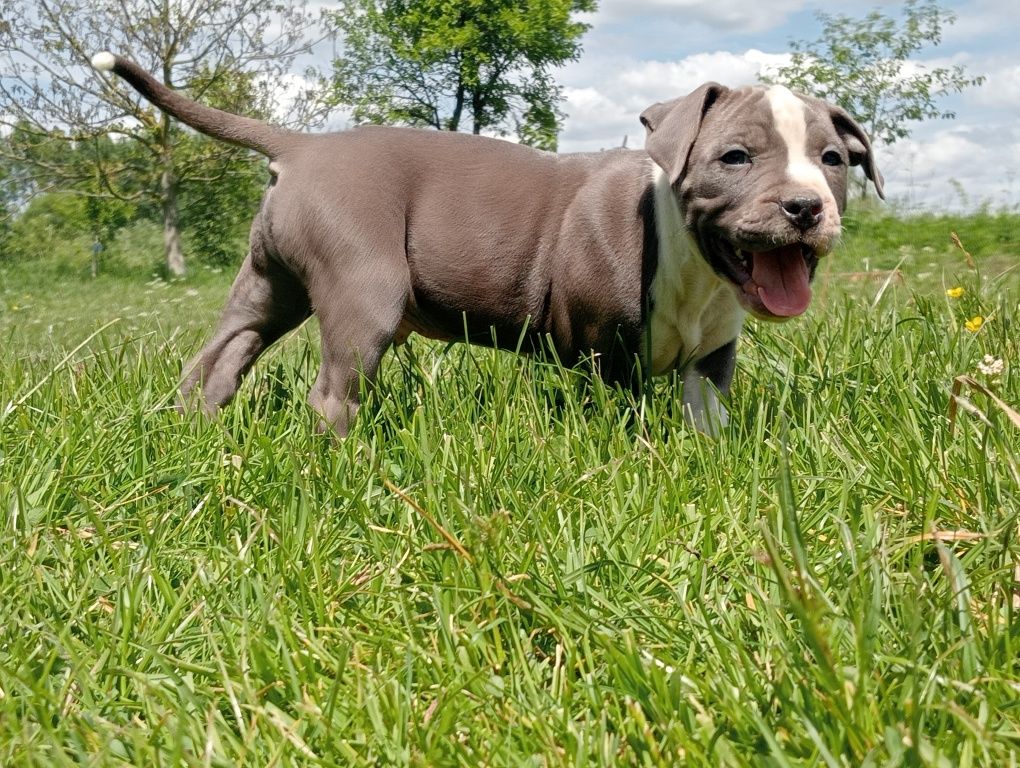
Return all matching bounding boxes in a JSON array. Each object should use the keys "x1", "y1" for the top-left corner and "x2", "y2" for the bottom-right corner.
[{"x1": 0, "y1": 213, "x2": 1018, "y2": 765}]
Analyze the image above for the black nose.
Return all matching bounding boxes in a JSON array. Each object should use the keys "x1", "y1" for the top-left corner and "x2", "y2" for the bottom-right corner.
[{"x1": 780, "y1": 195, "x2": 824, "y2": 230}]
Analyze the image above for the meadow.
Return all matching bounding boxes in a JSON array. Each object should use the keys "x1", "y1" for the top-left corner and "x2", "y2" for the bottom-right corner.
[{"x1": 0, "y1": 210, "x2": 1018, "y2": 765}]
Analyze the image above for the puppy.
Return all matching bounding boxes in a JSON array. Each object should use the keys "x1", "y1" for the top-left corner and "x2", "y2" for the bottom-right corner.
[{"x1": 92, "y1": 51, "x2": 882, "y2": 435}]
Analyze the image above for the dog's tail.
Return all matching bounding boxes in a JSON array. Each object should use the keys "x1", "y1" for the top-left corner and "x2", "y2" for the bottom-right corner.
[{"x1": 91, "y1": 51, "x2": 291, "y2": 158}]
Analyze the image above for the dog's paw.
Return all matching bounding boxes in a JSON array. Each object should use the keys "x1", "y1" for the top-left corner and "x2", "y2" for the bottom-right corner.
[
  {"x1": 683, "y1": 400, "x2": 729, "y2": 437},
  {"x1": 681, "y1": 372, "x2": 729, "y2": 438}
]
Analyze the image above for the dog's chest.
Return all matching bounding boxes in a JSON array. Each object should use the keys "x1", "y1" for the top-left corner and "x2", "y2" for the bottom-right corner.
[
  {"x1": 645, "y1": 167, "x2": 745, "y2": 375},
  {"x1": 646, "y1": 249, "x2": 745, "y2": 375}
]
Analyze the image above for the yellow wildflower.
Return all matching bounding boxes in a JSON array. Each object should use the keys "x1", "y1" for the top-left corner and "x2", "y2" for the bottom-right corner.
[
  {"x1": 964, "y1": 316, "x2": 984, "y2": 333},
  {"x1": 945, "y1": 286, "x2": 965, "y2": 299}
]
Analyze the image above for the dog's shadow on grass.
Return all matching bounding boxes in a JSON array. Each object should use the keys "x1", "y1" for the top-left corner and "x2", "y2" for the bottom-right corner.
[{"x1": 218, "y1": 338, "x2": 798, "y2": 448}]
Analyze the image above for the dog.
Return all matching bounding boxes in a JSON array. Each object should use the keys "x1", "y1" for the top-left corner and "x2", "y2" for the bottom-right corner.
[{"x1": 91, "y1": 51, "x2": 883, "y2": 436}]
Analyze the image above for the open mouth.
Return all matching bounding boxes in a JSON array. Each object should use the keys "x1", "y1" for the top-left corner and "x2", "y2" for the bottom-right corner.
[{"x1": 711, "y1": 238, "x2": 820, "y2": 318}]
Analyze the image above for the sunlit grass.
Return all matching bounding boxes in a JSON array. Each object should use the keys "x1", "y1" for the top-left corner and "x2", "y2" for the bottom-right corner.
[{"x1": 1, "y1": 223, "x2": 1018, "y2": 765}]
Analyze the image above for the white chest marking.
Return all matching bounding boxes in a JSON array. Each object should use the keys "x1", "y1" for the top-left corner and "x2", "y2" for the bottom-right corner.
[
  {"x1": 645, "y1": 164, "x2": 745, "y2": 377},
  {"x1": 765, "y1": 85, "x2": 837, "y2": 211}
]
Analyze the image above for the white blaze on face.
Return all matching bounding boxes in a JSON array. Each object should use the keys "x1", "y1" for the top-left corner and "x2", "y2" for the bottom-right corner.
[{"x1": 765, "y1": 85, "x2": 836, "y2": 212}]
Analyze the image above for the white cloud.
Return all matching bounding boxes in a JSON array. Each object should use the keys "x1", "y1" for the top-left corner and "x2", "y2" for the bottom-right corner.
[
  {"x1": 556, "y1": 43, "x2": 1017, "y2": 210},
  {"x1": 592, "y1": 0, "x2": 814, "y2": 33},
  {"x1": 967, "y1": 60, "x2": 1020, "y2": 107},
  {"x1": 942, "y1": 0, "x2": 1019, "y2": 44},
  {"x1": 559, "y1": 49, "x2": 789, "y2": 152},
  {"x1": 614, "y1": 50, "x2": 790, "y2": 97},
  {"x1": 858, "y1": 53, "x2": 1017, "y2": 210},
  {"x1": 881, "y1": 123, "x2": 1020, "y2": 210}
]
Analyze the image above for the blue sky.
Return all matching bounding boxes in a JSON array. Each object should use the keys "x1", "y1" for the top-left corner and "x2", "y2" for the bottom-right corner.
[
  {"x1": 6, "y1": 0, "x2": 1006, "y2": 212},
  {"x1": 554, "y1": 0, "x2": 1020, "y2": 211}
]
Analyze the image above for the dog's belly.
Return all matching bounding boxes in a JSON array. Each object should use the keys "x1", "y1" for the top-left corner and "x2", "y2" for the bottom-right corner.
[
  {"x1": 396, "y1": 262, "x2": 649, "y2": 375},
  {"x1": 396, "y1": 281, "x2": 550, "y2": 352}
]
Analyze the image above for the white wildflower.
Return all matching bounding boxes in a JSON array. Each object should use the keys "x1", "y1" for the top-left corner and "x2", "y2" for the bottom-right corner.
[{"x1": 977, "y1": 355, "x2": 1005, "y2": 376}]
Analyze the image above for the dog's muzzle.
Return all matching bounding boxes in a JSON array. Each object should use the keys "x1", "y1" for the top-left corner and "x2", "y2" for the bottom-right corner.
[{"x1": 705, "y1": 235, "x2": 823, "y2": 319}]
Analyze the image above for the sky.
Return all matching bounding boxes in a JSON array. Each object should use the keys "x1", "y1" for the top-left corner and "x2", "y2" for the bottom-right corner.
[
  {"x1": 550, "y1": 0, "x2": 1020, "y2": 211},
  {"x1": 6, "y1": 0, "x2": 1014, "y2": 212}
]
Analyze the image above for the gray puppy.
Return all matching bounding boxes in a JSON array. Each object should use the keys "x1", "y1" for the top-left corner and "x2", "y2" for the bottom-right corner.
[{"x1": 92, "y1": 51, "x2": 883, "y2": 435}]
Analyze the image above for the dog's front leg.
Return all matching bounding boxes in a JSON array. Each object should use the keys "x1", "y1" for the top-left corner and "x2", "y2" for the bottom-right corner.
[{"x1": 682, "y1": 339, "x2": 736, "y2": 437}]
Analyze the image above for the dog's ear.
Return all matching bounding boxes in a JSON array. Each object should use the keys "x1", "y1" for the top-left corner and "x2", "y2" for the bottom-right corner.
[
  {"x1": 828, "y1": 104, "x2": 885, "y2": 200},
  {"x1": 640, "y1": 82, "x2": 728, "y2": 185}
]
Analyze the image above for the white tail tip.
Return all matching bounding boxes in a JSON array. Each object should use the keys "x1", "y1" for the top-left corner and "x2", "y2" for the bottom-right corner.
[{"x1": 91, "y1": 52, "x2": 116, "y2": 72}]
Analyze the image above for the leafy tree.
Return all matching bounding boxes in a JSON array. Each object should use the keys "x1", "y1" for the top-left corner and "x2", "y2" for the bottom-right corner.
[
  {"x1": 0, "y1": 127, "x2": 142, "y2": 270},
  {"x1": 166, "y1": 69, "x2": 276, "y2": 267},
  {"x1": 328, "y1": 0, "x2": 596, "y2": 150},
  {"x1": 0, "y1": 193, "x2": 12, "y2": 257},
  {"x1": 0, "y1": 0, "x2": 317, "y2": 276},
  {"x1": 2, "y1": 192, "x2": 94, "y2": 266},
  {"x1": 762, "y1": 0, "x2": 983, "y2": 195},
  {"x1": 0, "y1": 137, "x2": 17, "y2": 252}
]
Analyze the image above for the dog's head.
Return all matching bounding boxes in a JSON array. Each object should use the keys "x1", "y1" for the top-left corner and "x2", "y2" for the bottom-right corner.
[{"x1": 641, "y1": 83, "x2": 883, "y2": 319}]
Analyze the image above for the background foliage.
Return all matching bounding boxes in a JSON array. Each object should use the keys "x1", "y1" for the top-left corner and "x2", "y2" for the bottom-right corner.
[
  {"x1": 328, "y1": 0, "x2": 596, "y2": 150},
  {"x1": 762, "y1": 0, "x2": 984, "y2": 151},
  {"x1": 0, "y1": 0, "x2": 315, "y2": 275}
]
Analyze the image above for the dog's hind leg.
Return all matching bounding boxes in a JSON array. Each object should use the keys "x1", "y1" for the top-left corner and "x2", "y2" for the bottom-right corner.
[
  {"x1": 179, "y1": 246, "x2": 310, "y2": 414},
  {"x1": 306, "y1": 253, "x2": 410, "y2": 436}
]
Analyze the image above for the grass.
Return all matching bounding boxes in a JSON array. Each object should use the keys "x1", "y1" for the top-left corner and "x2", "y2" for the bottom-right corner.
[{"x1": 0, "y1": 215, "x2": 1018, "y2": 765}]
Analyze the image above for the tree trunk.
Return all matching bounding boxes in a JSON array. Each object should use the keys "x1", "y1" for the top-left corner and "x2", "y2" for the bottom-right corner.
[
  {"x1": 857, "y1": 173, "x2": 869, "y2": 201},
  {"x1": 447, "y1": 81, "x2": 465, "y2": 131},
  {"x1": 159, "y1": 112, "x2": 185, "y2": 277},
  {"x1": 472, "y1": 89, "x2": 484, "y2": 134},
  {"x1": 161, "y1": 164, "x2": 186, "y2": 277}
]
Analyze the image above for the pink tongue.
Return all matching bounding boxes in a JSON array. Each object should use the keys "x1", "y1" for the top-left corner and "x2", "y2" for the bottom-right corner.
[{"x1": 750, "y1": 244, "x2": 812, "y2": 316}]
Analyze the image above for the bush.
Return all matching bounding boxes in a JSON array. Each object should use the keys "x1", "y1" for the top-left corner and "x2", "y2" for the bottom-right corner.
[
  {"x1": 0, "y1": 192, "x2": 95, "y2": 275},
  {"x1": 842, "y1": 207, "x2": 1020, "y2": 260},
  {"x1": 104, "y1": 220, "x2": 165, "y2": 276}
]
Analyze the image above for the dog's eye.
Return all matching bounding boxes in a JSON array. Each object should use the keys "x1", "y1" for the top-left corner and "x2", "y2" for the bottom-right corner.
[
  {"x1": 822, "y1": 150, "x2": 843, "y2": 166},
  {"x1": 720, "y1": 149, "x2": 751, "y2": 166}
]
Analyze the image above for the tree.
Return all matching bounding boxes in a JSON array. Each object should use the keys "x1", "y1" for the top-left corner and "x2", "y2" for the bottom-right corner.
[
  {"x1": 164, "y1": 69, "x2": 279, "y2": 267},
  {"x1": 5, "y1": 124, "x2": 142, "y2": 232},
  {"x1": 762, "y1": 0, "x2": 983, "y2": 196},
  {"x1": 0, "y1": 125, "x2": 147, "y2": 270},
  {"x1": 0, "y1": 139, "x2": 16, "y2": 253},
  {"x1": 328, "y1": 0, "x2": 596, "y2": 151},
  {"x1": 0, "y1": 0, "x2": 317, "y2": 276}
]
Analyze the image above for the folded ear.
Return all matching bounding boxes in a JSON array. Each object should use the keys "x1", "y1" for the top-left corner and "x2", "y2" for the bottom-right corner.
[
  {"x1": 640, "y1": 82, "x2": 728, "y2": 185},
  {"x1": 828, "y1": 104, "x2": 885, "y2": 200}
]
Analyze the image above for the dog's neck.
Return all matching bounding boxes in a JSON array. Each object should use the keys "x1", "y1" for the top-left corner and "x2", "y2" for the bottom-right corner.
[{"x1": 646, "y1": 163, "x2": 746, "y2": 375}]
